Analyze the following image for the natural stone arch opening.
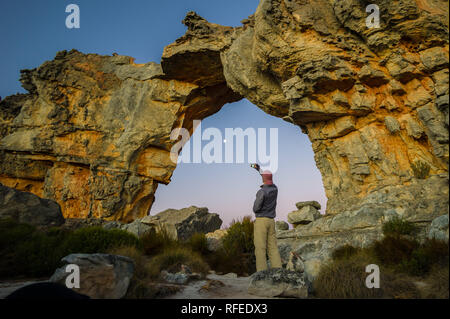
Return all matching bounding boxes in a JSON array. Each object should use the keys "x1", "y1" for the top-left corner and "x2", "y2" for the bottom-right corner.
[
  {"x1": 150, "y1": 98, "x2": 328, "y2": 226},
  {"x1": 0, "y1": 0, "x2": 448, "y2": 227}
]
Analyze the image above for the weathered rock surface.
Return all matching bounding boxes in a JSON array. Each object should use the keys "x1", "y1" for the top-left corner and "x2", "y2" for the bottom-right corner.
[
  {"x1": 205, "y1": 228, "x2": 228, "y2": 251},
  {"x1": 248, "y1": 268, "x2": 310, "y2": 298},
  {"x1": 141, "y1": 206, "x2": 222, "y2": 241},
  {"x1": 295, "y1": 201, "x2": 321, "y2": 210},
  {"x1": 0, "y1": 0, "x2": 448, "y2": 230},
  {"x1": 428, "y1": 214, "x2": 449, "y2": 242},
  {"x1": 49, "y1": 253, "x2": 134, "y2": 299},
  {"x1": 275, "y1": 220, "x2": 289, "y2": 231},
  {"x1": 103, "y1": 218, "x2": 153, "y2": 238},
  {"x1": 0, "y1": 183, "x2": 64, "y2": 227},
  {"x1": 287, "y1": 205, "x2": 322, "y2": 226}
]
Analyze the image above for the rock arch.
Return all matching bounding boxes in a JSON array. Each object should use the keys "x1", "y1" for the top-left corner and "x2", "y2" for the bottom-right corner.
[{"x1": 0, "y1": 0, "x2": 448, "y2": 224}]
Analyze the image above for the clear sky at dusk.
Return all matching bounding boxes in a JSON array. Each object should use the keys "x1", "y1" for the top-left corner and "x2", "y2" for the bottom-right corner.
[{"x1": 0, "y1": 0, "x2": 327, "y2": 226}]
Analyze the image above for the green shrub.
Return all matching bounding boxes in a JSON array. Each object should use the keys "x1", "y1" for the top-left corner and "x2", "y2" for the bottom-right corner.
[
  {"x1": 60, "y1": 226, "x2": 141, "y2": 254},
  {"x1": 108, "y1": 245, "x2": 157, "y2": 299},
  {"x1": 411, "y1": 160, "x2": 430, "y2": 179},
  {"x1": 148, "y1": 247, "x2": 210, "y2": 278},
  {"x1": 399, "y1": 239, "x2": 449, "y2": 276},
  {"x1": 185, "y1": 233, "x2": 209, "y2": 255},
  {"x1": 382, "y1": 217, "x2": 418, "y2": 237},
  {"x1": 0, "y1": 218, "x2": 35, "y2": 250},
  {"x1": 207, "y1": 216, "x2": 255, "y2": 276},
  {"x1": 0, "y1": 220, "x2": 141, "y2": 279},
  {"x1": 422, "y1": 262, "x2": 449, "y2": 299},
  {"x1": 0, "y1": 219, "x2": 70, "y2": 278},
  {"x1": 373, "y1": 235, "x2": 419, "y2": 266},
  {"x1": 222, "y1": 216, "x2": 254, "y2": 255},
  {"x1": 331, "y1": 244, "x2": 361, "y2": 260},
  {"x1": 316, "y1": 235, "x2": 449, "y2": 298},
  {"x1": 109, "y1": 245, "x2": 149, "y2": 279},
  {"x1": 141, "y1": 227, "x2": 177, "y2": 256},
  {"x1": 313, "y1": 254, "x2": 419, "y2": 299}
]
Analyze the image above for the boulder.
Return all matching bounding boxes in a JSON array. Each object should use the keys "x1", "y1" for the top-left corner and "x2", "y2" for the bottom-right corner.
[
  {"x1": 161, "y1": 271, "x2": 190, "y2": 285},
  {"x1": 49, "y1": 253, "x2": 134, "y2": 299},
  {"x1": 141, "y1": 206, "x2": 222, "y2": 241},
  {"x1": 248, "y1": 268, "x2": 310, "y2": 298},
  {"x1": 275, "y1": 220, "x2": 289, "y2": 231},
  {"x1": 295, "y1": 201, "x2": 321, "y2": 210},
  {"x1": 161, "y1": 264, "x2": 201, "y2": 285},
  {"x1": 0, "y1": 183, "x2": 64, "y2": 227},
  {"x1": 288, "y1": 205, "x2": 322, "y2": 226},
  {"x1": 428, "y1": 214, "x2": 449, "y2": 242},
  {"x1": 102, "y1": 219, "x2": 153, "y2": 238},
  {"x1": 205, "y1": 228, "x2": 228, "y2": 251}
]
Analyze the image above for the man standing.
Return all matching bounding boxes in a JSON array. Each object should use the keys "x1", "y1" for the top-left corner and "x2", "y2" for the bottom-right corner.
[{"x1": 252, "y1": 165, "x2": 282, "y2": 272}]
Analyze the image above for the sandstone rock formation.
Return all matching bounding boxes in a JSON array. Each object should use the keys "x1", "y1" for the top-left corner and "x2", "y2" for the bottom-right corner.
[
  {"x1": 0, "y1": 48, "x2": 240, "y2": 222},
  {"x1": 50, "y1": 253, "x2": 134, "y2": 299},
  {"x1": 275, "y1": 220, "x2": 289, "y2": 231},
  {"x1": 103, "y1": 218, "x2": 154, "y2": 238},
  {"x1": 248, "y1": 268, "x2": 310, "y2": 298},
  {"x1": 0, "y1": 0, "x2": 448, "y2": 232},
  {"x1": 428, "y1": 214, "x2": 449, "y2": 241},
  {"x1": 0, "y1": 183, "x2": 64, "y2": 227},
  {"x1": 296, "y1": 201, "x2": 321, "y2": 210},
  {"x1": 287, "y1": 202, "x2": 322, "y2": 226},
  {"x1": 141, "y1": 206, "x2": 222, "y2": 241}
]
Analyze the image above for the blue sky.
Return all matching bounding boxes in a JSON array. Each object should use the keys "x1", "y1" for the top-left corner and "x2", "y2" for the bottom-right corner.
[{"x1": 0, "y1": 0, "x2": 327, "y2": 226}]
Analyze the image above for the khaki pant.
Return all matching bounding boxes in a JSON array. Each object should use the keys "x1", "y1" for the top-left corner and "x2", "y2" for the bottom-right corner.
[{"x1": 254, "y1": 217, "x2": 282, "y2": 271}]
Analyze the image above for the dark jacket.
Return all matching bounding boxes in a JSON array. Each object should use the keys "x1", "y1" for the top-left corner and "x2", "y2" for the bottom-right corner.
[{"x1": 253, "y1": 184, "x2": 278, "y2": 218}]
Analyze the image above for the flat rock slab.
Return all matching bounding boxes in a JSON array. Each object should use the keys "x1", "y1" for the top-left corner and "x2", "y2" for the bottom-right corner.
[
  {"x1": 288, "y1": 205, "x2": 322, "y2": 225},
  {"x1": 248, "y1": 268, "x2": 310, "y2": 299},
  {"x1": 295, "y1": 201, "x2": 321, "y2": 210}
]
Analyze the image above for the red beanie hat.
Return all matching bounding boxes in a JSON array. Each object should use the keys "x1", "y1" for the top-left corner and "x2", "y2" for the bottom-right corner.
[{"x1": 261, "y1": 170, "x2": 273, "y2": 185}]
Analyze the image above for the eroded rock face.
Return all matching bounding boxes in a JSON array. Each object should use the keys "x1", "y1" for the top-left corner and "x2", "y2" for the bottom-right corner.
[{"x1": 0, "y1": 0, "x2": 448, "y2": 223}]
